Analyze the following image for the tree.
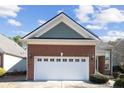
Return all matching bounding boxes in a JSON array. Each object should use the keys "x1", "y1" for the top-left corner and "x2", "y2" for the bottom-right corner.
[
  {"x1": 13, "y1": 35, "x2": 21, "y2": 44},
  {"x1": 11, "y1": 35, "x2": 26, "y2": 49},
  {"x1": 110, "y1": 39, "x2": 124, "y2": 66}
]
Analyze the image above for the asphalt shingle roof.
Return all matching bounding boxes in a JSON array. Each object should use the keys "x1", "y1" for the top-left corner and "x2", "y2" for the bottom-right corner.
[{"x1": 0, "y1": 34, "x2": 26, "y2": 58}]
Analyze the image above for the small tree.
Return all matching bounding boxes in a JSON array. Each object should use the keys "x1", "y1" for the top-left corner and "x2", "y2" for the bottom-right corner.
[
  {"x1": 13, "y1": 35, "x2": 22, "y2": 45},
  {"x1": 11, "y1": 35, "x2": 26, "y2": 49}
]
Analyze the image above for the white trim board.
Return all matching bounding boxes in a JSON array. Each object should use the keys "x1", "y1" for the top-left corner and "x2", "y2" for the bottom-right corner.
[{"x1": 27, "y1": 39, "x2": 100, "y2": 45}]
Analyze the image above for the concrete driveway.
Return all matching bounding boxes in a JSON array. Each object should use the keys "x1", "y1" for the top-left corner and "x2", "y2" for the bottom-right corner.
[
  {"x1": 0, "y1": 80, "x2": 114, "y2": 88},
  {"x1": 0, "y1": 75, "x2": 114, "y2": 88}
]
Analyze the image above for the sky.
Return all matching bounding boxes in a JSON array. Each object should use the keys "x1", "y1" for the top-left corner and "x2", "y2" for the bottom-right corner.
[{"x1": 0, "y1": 5, "x2": 124, "y2": 41}]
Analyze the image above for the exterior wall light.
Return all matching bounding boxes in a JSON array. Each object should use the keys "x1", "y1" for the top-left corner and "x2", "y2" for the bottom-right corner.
[
  {"x1": 29, "y1": 52, "x2": 32, "y2": 59},
  {"x1": 91, "y1": 55, "x2": 95, "y2": 60},
  {"x1": 61, "y1": 52, "x2": 63, "y2": 57}
]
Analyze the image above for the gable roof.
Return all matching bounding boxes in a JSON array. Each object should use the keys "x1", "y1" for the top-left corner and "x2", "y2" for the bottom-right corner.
[
  {"x1": 0, "y1": 33, "x2": 26, "y2": 58},
  {"x1": 22, "y1": 12, "x2": 100, "y2": 40},
  {"x1": 34, "y1": 22, "x2": 87, "y2": 39}
]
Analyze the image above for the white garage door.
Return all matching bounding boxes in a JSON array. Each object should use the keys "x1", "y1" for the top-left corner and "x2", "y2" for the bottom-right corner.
[{"x1": 34, "y1": 56, "x2": 89, "y2": 81}]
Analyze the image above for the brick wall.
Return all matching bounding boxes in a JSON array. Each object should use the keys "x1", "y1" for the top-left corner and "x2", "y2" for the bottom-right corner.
[{"x1": 27, "y1": 44, "x2": 95, "y2": 80}]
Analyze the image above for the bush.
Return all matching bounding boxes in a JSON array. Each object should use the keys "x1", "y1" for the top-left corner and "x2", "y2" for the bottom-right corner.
[
  {"x1": 0, "y1": 67, "x2": 6, "y2": 77},
  {"x1": 90, "y1": 72, "x2": 109, "y2": 84},
  {"x1": 113, "y1": 72, "x2": 120, "y2": 78},
  {"x1": 6, "y1": 71, "x2": 26, "y2": 76},
  {"x1": 119, "y1": 74, "x2": 124, "y2": 79},
  {"x1": 113, "y1": 66, "x2": 124, "y2": 73},
  {"x1": 113, "y1": 78, "x2": 124, "y2": 88}
]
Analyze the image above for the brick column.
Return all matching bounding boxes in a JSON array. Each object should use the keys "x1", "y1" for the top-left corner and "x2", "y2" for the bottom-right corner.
[
  {"x1": 27, "y1": 46, "x2": 34, "y2": 80},
  {"x1": 0, "y1": 54, "x2": 3, "y2": 68}
]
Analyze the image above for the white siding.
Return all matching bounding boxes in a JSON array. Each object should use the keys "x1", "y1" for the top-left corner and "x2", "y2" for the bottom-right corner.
[
  {"x1": 96, "y1": 49, "x2": 106, "y2": 56},
  {"x1": 3, "y1": 54, "x2": 26, "y2": 72}
]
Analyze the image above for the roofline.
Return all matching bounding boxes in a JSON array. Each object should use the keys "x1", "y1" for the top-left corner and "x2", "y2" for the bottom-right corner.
[
  {"x1": 62, "y1": 13, "x2": 100, "y2": 40},
  {"x1": 22, "y1": 12, "x2": 100, "y2": 40},
  {"x1": 22, "y1": 12, "x2": 64, "y2": 39},
  {"x1": 114, "y1": 38, "x2": 124, "y2": 48},
  {"x1": 0, "y1": 51, "x2": 25, "y2": 58},
  {"x1": 4, "y1": 52, "x2": 25, "y2": 58},
  {"x1": 29, "y1": 37, "x2": 94, "y2": 40}
]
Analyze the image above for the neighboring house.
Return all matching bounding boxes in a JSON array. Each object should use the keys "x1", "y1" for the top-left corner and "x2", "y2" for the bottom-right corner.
[
  {"x1": 96, "y1": 42, "x2": 113, "y2": 75},
  {"x1": 0, "y1": 34, "x2": 26, "y2": 72},
  {"x1": 112, "y1": 39, "x2": 124, "y2": 66},
  {"x1": 22, "y1": 12, "x2": 112, "y2": 81}
]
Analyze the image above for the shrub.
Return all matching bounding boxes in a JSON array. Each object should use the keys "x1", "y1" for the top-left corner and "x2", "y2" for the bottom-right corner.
[
  {"x1": 113, "y1": 66, "x2": 124, "y2": 73},
  {"x1": 6, "y1": 71, "x2": 26, "y2": 76},
  {"x1": 119, "y1": 74, "x2": 124, "y2": 79},
  {"x1": 113, "y1": 72, "x2": 120, "y2": 78},
  {"x1": 120, "y1": 65, "x2": 124, "y2": 70},
  {"x1": 90, "y1": 72, "x2": 109, "y2": 84},
  {"x1": 113, "y1": 78, "x2": 124, "y2": 88},
  {"x1": 0, "y1": 67, "x2": 6, "y2": 77}
]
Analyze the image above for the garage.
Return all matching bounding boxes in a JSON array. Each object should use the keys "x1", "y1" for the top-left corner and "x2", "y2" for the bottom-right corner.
[
  {"x1": 22, "y1": 12, "x2": 98, "y2": 80},
  {"x1": 34, "y1": 56, "x2": 89, "y2": 81}
]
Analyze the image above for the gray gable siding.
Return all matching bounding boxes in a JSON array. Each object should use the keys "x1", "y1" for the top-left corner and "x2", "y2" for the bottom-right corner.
[{"x1": 39, "y1": 22, "x2": 84, "y2": 39}]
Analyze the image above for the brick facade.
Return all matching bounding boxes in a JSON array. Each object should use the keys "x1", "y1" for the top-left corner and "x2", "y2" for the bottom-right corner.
[{"x1": 27, "y1": 44, "x2": 95, "y2": 80}]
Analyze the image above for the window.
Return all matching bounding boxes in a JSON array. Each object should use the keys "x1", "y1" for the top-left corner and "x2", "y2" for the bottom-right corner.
[
  {"x1": 37, "y1": 58, "x2": 42, "y2": 62},
  {"x1": 50, "y1": 58, "x2": 54, "y2": 62},
  {"x1": 75, "y1": 59, "x2": 79, "y2": 62},
  {"x1": 63, "y1": 59, "x2": 67, "y2": 62},
  {"x1": 69, "y1": 59, "x2": 73, "y2": 62},
  {"x1": 105, "y1": 64, "x2": 109, "y2": 70},
  {"x1": 37, "y1": 59, "x2": 39, "y2": 61},
  {"x1": 105, "y1": 51, "x2": 110, "y2": 70},
  {"x1": 56, "y1": 58, "x2": 61, "y2": 62},
  {"x1": 105, "y1": 51, "x2": 110, "y2": 60},
  {"x1": 44, "y1": 58, "x2": 48, "y2": 62},
  {"x1": 105, "y1": 60, "x2": 110, "y2": 70},
  {"x1": 81, "y1": 59, "x2": 86, "y2": 62}
]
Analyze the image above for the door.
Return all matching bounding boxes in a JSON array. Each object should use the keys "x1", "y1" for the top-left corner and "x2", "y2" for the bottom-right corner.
[{"x1": 34, "y1": 56, "x2": 89, "y2": 80}]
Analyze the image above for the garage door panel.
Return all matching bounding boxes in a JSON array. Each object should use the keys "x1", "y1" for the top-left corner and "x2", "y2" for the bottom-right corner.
[
  {"x1": 35, "y1": 74, "x2": 88, "y2": 80},
  {"x1": 34, "y1": 56, "x2": 89, "y2": 80},
  {"x1": 35, "y1": 62, "x2": 88, "y2": 74}
]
